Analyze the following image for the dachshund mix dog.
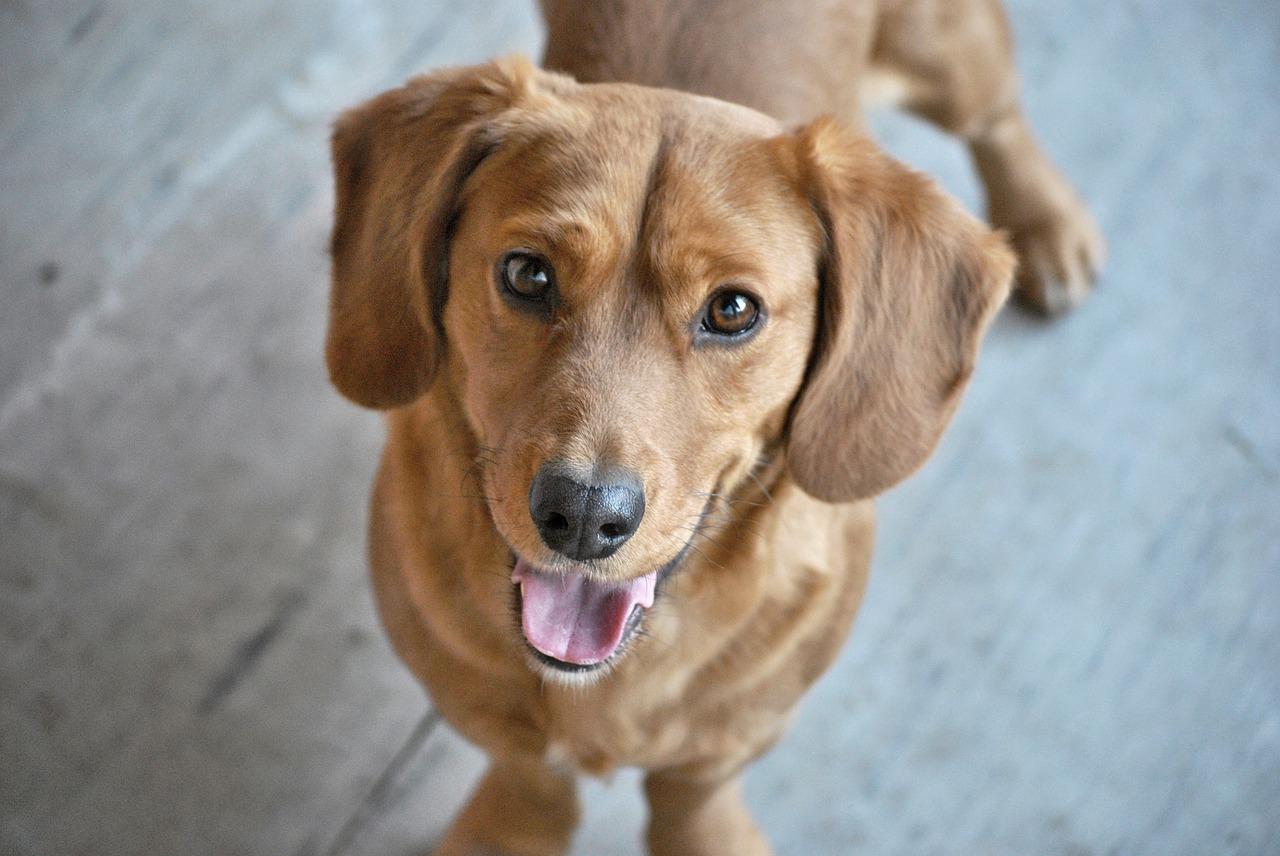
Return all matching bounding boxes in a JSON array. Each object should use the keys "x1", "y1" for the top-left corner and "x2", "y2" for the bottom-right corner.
[{"x1": 325, "y1": 1, "x2": 1101, "y2": 853}]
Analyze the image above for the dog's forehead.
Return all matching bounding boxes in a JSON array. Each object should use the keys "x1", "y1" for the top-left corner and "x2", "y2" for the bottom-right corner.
[
  {"x1": 478, "y1": 86, "x2": 810, "y2": 289},
  {"x1": 504, "y1": 83, "x2": 785, "y2": 197}
]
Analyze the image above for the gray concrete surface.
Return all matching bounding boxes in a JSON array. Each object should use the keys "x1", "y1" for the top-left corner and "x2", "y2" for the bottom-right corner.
[{"x1": 2, "y1": 1, "x2": 1277, "y2": 854}]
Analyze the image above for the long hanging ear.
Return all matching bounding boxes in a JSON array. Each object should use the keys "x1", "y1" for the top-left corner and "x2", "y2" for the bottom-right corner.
[
  {"x1": 326, "y1": 57, "x2": 541, "y2": 409},
  {"x1": 786, "y1": 118, "x2": 1016, "y2": 502}
]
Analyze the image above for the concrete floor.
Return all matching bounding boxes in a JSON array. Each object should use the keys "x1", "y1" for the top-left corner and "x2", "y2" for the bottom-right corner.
[{"x1": 2, "y1": 1, "x2": 1278, "y2": 854}]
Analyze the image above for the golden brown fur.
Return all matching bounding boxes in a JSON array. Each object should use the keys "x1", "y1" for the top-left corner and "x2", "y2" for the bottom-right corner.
[{"x1": 325, "y1": 2, "x2": 1097, "y2": 852}]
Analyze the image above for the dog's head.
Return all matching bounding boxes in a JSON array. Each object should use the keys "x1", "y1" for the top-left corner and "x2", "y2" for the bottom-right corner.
[{"x1": 327, "y1": 57, "x2": 1013, "y2": 678}]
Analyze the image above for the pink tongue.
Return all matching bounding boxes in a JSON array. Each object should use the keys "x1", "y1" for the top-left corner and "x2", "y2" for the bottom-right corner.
[{"x1": 513, "y1": 558, "x2": 657, "y2": 665}]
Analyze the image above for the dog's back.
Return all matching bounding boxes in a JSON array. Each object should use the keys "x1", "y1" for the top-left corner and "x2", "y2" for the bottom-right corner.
[{"x1": 540, "y1": 0, "x2": 876, "y2": 124}]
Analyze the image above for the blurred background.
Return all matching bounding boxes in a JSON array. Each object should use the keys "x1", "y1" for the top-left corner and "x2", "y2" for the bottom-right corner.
[{"x1": 2, "y1": 1, "x2": 1278, "y2": 854}]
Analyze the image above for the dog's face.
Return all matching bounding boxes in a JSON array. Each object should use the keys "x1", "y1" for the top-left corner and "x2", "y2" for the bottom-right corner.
[
  {"x1": 326, "y1": 58, "x2": 1013, "y2": 678},
  {"x1": 443, "y1": 87, "x2": 822, "y2": 668}
]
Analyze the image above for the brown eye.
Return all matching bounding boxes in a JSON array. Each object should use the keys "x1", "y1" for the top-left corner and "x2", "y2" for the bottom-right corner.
[
  {"x1": 703, "y1": 290, "x2": 760, "y2": 337},
  {"x1": 500, "y1": 252, "x2": 554, "y2": 301}
]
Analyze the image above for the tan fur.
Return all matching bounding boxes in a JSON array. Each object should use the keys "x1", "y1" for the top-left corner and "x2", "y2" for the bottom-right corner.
[
  {"x1": 325, "y1": 2, "x2": 1095, "y2": 852},
  {"x1": 542, "y1": 0, "x2": 1103, "y2": 313}
]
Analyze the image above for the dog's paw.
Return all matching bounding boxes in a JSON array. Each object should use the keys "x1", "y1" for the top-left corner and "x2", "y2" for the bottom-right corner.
[{"x1": 1001, "y1": 185, "x2": 1106, "y2": 316}]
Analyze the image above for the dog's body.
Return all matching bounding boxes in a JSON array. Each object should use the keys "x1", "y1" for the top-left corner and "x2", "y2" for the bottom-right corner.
[
  {"x1": 371, "y1": 404, "x2": 874, "y2": 854},
  {"x1": 326, "y1": 2, "x2": 1100, "y2": 853}
]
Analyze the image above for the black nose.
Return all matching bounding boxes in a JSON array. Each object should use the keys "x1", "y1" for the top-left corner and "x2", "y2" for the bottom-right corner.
[{"x1": 529, "y1": 462, "x2": 646, "y2": 561}]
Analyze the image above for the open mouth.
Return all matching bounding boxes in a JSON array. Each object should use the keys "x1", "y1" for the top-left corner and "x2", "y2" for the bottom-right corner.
[
  {"x1": 506, "y1": 495, "x2": 712, "y2": 673},
  {"x1": 512, "y1": 558, "x2": 658, "y2": 672}
]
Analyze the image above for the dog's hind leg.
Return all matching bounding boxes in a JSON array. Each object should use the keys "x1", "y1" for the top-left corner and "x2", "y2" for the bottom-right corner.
[
  {"x1": 870, "y1": 0, "x2": 1105, "y2": 314},
  {"x1": 433, "y1": 755, "x2": 579, "y2": 856}
]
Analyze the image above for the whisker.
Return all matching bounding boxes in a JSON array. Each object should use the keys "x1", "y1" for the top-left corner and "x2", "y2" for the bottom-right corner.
[
  {"x1": 673, "y1": 535, "x2": 727, "y2": 572},
  {"x1": 691, "y1": 490, "x2": 771, "y2": 509},
  {"x1": 695, "y1": 516, "x2": 768, "y2": 542},
  {"x1": 746, "y1": 469, "x2": 776, "y2": 507}
]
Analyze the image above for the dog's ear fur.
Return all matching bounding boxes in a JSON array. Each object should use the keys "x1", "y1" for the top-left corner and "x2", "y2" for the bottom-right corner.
[
  {"x1": 785, "y1": 117, "x2": 1015, "y2": 502},
  {"x1": 326, "y1": 57, "x2": 542, "y2": 409}
]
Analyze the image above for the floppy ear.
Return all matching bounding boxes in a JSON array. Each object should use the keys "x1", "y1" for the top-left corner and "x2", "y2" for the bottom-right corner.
[
  {"x1": 786, "y1": 118, "x2": 1016, "y2": 502},
  {"x1": 326, "y1": 57, "x2": 539, "y2": 409}
]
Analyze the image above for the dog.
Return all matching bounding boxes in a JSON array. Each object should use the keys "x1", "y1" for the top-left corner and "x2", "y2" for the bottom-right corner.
[{"x1": 324, "y1": 1, "x2": 1102, "y2": 853}]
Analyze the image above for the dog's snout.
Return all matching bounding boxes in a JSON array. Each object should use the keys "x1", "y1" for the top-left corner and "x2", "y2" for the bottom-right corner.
[{"x1": 529, "y1": 462, "x2": 645, "y2": 561}]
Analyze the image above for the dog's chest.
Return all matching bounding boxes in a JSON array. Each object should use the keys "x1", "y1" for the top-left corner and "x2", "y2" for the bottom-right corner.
[
  {"x1": 536, "y1": 670, "x2": 785, "y2": 777},
  {"x1": 540, "y1": 714, "x2": 703, "y2": 778},
  {"x1": 538, "y1": 690, "x2": 677, "y2": 775}
]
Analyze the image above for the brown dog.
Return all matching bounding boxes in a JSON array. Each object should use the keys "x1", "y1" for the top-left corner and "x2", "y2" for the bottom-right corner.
[{"x1": 325, "y1": 2, "x2": 1100, "y2": 853}]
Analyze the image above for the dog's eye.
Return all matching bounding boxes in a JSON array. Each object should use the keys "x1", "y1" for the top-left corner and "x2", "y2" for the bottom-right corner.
[
  {"x1": 702, "y1": 290, "x2": 760, "y2": 337},
  {"x1": 500, "y1": 252, "x2": 555, "y2": 301}
]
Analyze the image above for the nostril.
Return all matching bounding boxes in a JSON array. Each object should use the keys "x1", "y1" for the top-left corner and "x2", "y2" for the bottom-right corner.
[
  {"x1": 543, "y1": 511, "x2": 570, "y2": 532},
  {"x1": 599, "y1": 521, "x2": 625, "y2": 540}
]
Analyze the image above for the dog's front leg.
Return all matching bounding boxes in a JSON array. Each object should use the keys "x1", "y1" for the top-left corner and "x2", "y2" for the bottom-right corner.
[
  {"x1": 434, "y1": 754, "x2": 580, "y2": 856},
  {"x1": 643, "y1": 765, "x2": 771, "y2": 856}
]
